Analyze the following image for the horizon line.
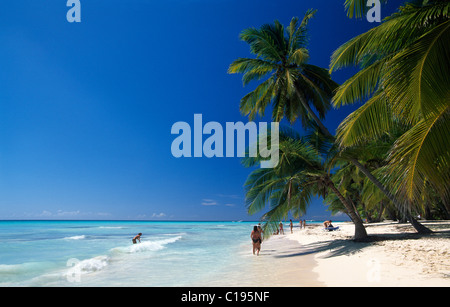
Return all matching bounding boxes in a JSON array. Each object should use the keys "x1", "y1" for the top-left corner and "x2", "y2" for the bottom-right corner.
[{"x1": 0, "y1": 218, "x2": 333, "y2": 222}]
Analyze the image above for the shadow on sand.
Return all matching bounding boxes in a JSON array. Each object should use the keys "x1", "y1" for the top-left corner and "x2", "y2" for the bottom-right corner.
[{"x1": 270, "y1": 221, "x2": 450, "y2": 260}]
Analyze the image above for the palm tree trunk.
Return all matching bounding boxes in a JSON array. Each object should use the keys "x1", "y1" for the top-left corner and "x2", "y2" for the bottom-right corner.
[
  {"x1": 348, "y1": 158, "x2": 433, "y2": 234},
  {"x1": 360, "y1": 201, "x2": 371, "y2": 222},
  {"x1": 294, "y1": 88, "x2": 334, "y2": 139},
  {"x1": 326, "y1": 178, "x2": 368, "y2": 240},
  {"x1": 294, "y1": 87, "x2": 433, "y2": 234},
  {"x1": 377, "y1": 200, "x2": 385, "y2": 222},
  {"x1": 442, "y1": 199, "x2": 450, "y2": 219}
]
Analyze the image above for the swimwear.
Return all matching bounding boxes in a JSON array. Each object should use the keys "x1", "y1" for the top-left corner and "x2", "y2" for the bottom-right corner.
[
  {"x1": 132, "y1": 238, "x2": 137, "y2": 244},
  {"x1": 252, "y1": 238, "x2": 261, "y2": 244}
]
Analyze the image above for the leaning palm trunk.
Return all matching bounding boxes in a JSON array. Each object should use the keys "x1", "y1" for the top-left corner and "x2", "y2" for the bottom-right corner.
[
  {"x1": 294, "y1": 88, "x2": 432, "y2": 234},
  {"x1": 326, "y1": 178, "x2": 368, "y2": 240},
  {"x1": 444, "y1": 200, "x2": 450, "y2": 220},
  {"x1": 349, "y1": 158, "x2": 433, "y2": 234},
  {"x1": 294, "y1": 87, "x2": 332, "y2": 139}
]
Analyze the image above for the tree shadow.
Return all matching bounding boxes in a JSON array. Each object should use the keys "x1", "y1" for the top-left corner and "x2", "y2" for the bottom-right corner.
[
  {"x1": 272, "y1": 228, "x2": 450, "y2": 260},
  {"x1": 273, "y1": 238, "x2": 368, "y2": 259}
]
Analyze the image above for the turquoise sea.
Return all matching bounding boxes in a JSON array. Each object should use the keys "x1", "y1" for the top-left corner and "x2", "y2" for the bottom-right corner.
[{"x1": 0, "y1": 220, "x2": 275, "y2": 286}]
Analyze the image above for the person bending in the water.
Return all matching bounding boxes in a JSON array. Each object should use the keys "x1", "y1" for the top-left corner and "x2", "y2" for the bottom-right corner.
[{"x1": 132, "y1": 233, "x2": 142, "y2": 244}]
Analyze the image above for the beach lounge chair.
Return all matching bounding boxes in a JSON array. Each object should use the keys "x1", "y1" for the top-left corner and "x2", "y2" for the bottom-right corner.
[{"x1": 324, "y1": 226, "x2": 340, "y2": 232}]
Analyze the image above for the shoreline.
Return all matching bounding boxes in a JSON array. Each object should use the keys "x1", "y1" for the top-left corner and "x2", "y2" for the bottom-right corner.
[
  {"x1": 221, "y1": 220, "x2": 450, "y2": 287},
  {"x1": 192, "y1": 230, "x2": 323, "y2": 287}
]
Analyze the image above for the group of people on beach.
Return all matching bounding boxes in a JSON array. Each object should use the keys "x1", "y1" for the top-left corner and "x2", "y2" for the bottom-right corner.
[
  {"x1": 251, "y1": 219, "x2": 308, "y2": 255},
  {"x1": 272, "y1": 219, "x2": 307, "y2": 235}
]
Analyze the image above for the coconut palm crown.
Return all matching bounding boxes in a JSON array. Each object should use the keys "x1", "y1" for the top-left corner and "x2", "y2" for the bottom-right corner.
[{"x1": 228, "y1": 9, "x2": 338, "y2": 134}]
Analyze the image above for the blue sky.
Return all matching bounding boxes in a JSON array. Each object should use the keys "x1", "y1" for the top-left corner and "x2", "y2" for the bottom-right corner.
[{"x1": 0, "y1": 0, "x2": 400, "y2": 221}]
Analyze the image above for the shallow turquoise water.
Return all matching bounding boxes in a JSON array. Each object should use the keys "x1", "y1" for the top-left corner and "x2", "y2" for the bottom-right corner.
[{"x1": 0, "y1": 220, "x2": 262, "y2": 286}]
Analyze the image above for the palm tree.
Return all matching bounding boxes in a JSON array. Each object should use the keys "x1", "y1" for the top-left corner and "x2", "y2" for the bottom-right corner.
[
  {"x1": 243, "y1": 128, "x2": 368, "y2": 240},
  {"x1": 229, "y1": 10, "x2": 433, "y2": 233},
  {"x1": 228, "y1": 9, "x2": 338, "y2": 134},
  {"x1": 330, "y1": 0, "x2": 450, "y2": 221},
  {"x1": 330, "y1": 141, "x2": 393, "y2": 223}
]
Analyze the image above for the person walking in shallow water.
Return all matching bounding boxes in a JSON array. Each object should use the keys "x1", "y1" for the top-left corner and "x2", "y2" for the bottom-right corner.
[
  {"x1": 257, "y1": 223, "x2": 264, "y2": 241},
  {"x1": 251, "y1": 226, "x2": 262, "y2": 256},
  {"x1": 132, "y1": 233, "x2": 142, "y2": 244}
]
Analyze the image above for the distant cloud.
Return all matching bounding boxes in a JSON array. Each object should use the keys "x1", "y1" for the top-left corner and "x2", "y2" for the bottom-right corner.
[
  {"x1": 36, "y1": 210, "x2": 80, "y2": 217},
  {"x1": 38, "y1": 210, "x2": 53, "y2": 217},
  {"x1": 152, "y1": 212, "x2": 166, "y2": 218},
  {"x1": 24, "y1": 210, "x2": 112, "y2": 219},
  {"x1": 56, "y1": 210, "x2": 81, "y2": 217},
  {"x1": 201, "y1": 197, "x2": 238, "y2": 207},
  {"x1": 201, "y1": 199, "x2": 218, "y2": 206}
]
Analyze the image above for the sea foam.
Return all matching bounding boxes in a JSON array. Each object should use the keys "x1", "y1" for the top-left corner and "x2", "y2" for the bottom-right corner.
[
  {"x1": 66, "y1": 256, "x2": 110, "y2": 276},
  {"x1": 63, "y1": 235, "x2": 86, "y2": 240},
  {"x1": 112, "y1": 236, "x2": 182, "y2": 254}
]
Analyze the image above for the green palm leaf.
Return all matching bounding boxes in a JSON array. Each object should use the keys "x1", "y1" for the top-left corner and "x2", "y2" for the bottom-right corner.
[
  {"x1": 336, "y1": 92, "x2": 393, "y2": 147},
  {"x1": 332, "y1": 0, "x2": 450, "y2": 206},
  {"x1": 229, "y1": 11, "x2": 338, "y2": 128},
  {"x1": 383, "y1": 19, "x2": 450, "y2": 123},
  {"x1": 388, "y1": 108, "x2": 450, "y2": 202}
]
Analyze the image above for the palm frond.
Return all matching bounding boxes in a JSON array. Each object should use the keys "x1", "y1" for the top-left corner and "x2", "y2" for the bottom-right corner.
[
  {"x1": 336, "y1": 92, "x2": 393, "y2": 147},
  {"x1": 388, "y1": 107, "x2": 450, "y2": 202},
  {"x1": 228, "y1": 58, "x2": 278, "y2": 86},
  {"x1": 383, "y1": 19, "x2": 450, "y2": 122},
  {"x1": 332, "y1": 57, "x2": 388, "y2": 107},
  {"x1": 287, "y1": 10, "x2": 317, "y2": 53},
  {"x1": 331, "y1": 1, "x2": 450, "y2": 73},
  {"x1": 239, "y1": 77, "x2": 275, "y2": 120},
  {"x1": 239, "y1": 26, "x2": 283, "y2": 62}
]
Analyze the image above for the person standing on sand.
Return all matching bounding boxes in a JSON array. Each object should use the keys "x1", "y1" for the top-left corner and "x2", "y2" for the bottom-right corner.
[
  {"x1": 251, "y1": 226, "x2": 262, "y2": 256},
  {"x1": 279, "y1": 222, "x2": 284, "y2": 235},
  {"x1": 290, "y1": 219, "x2": 293, "y2": 234},
  {"x1": 132, "y1": 233, "x2": 142, "y2": 244}
]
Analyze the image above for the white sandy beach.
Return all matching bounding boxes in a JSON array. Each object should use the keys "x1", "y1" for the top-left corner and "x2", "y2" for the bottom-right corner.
[
  {"x1": 233, "y1": 220, "x2": 450, "y2": 287},
  {"x1": 304, "y1": 221, "x2": 450, "y2": 286}
]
